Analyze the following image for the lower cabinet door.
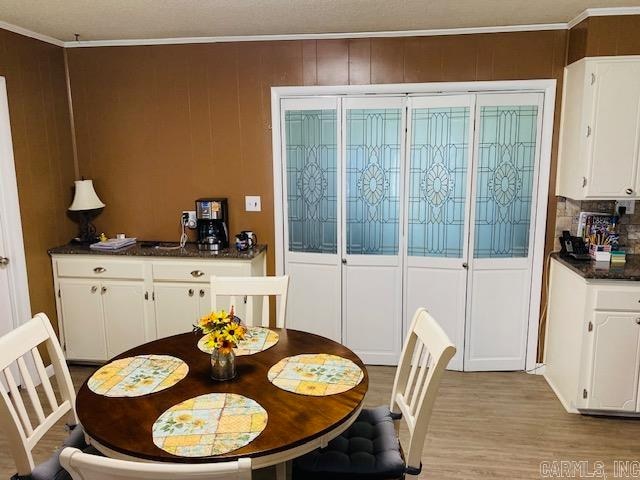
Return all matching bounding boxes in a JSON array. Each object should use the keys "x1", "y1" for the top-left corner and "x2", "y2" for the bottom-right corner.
[
  {"x1": 586, "y1": 312, "x2": 640, "y2": 412},
  {"x1": 59, "y1": 279, "x2": 107, "y2": 361},
  {"x1": 154, "y1": 283, "x2": 199, "y2": 338},
  {"x1": 101, "y1": 280, "x2": 147, "y2": 358}
]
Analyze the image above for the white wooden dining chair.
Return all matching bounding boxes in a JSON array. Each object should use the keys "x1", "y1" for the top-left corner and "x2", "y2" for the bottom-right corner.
[
  {"x1": 0, "y1": 313, "x2": 91, "y2": 479},
  {"x1": 60, "y1": 447, "x2": 252, "y2": 480},
  {"x1": 293, "y1": 307, "x2": 456, "y2": 479},
  {"x1": 210, "y1": 275, "x2": 290, "y2": 328}
]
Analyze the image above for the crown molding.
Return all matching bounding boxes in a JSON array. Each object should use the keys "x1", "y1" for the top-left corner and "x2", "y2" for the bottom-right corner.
[
  {"x1": 567, "y1": 6, "x2": 640, "y2": 29},
  {"x1": 62, "y1": 23, "x2": 566, "y2": 48},
  {"x1": 0, "y1": 6, "x2": 638, "y2": 49},
  {"x1": 0, "y1": 20, "x2": 64, "y2": 47}
]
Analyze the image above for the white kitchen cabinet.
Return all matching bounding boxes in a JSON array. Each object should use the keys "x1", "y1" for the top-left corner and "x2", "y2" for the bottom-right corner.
[
  {"x1": 51, "y1": 249, "x2": 266, "y2": 362},
  {"x1": 58, "y1": 279, "x2": 107, "y2": 361},
  {"x1": 584, "y1": 312, "x2": 640, "y2": 412},
  {"x1": 101, "y1": 281, "x2": 148, "y2": 358},
  {"x1": 154, "y1": 283, "x2": 202, "y2": 338},
  {"x1": 556, "y1": 56, "x2": 640, "y2": 199},
  {"x1": 58, "y1": 278, "x2": 148, "y2": 361},
  {"x1": 545, "y1": 258, "x2": 640, "y2": 416}
]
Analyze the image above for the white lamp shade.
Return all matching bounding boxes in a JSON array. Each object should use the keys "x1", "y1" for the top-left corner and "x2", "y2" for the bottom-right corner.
[{"x1": 68, "y1": 180, "x2": 105, "y2": 211}]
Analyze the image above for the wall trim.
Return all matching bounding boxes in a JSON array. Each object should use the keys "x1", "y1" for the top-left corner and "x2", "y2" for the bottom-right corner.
[
  {"x1": 62, "y1": 23, "x2": 566, "y2": 48},
  {"x1": 567, "y1": 6, "x2": 640, "y2": 29},
  {"x1": 1, "y1": 6, "x2": 639, "y2": 49},
  {"x1": 0, "y1": 20, "x2": 64, "y2": 47}
]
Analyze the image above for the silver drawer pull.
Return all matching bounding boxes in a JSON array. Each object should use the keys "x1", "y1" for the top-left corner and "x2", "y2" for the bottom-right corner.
[
  {"x1": 191, "y1": 270, "x2": 205, "y2": 278},
  {"x1": 94, "y1": 267, "x2": 106, "y2": 274}
]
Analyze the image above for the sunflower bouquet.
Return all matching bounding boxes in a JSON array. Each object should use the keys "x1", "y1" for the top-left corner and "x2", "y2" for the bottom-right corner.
[{"x1": 194, "y1": 306, "x2": 246, "y2": 354}]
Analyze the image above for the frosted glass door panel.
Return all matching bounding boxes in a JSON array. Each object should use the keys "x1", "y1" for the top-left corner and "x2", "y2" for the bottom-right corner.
[
  {"x1": 282, "y1": 98, "x2": 342, "y2": 343},
  {"x1": 408, "y1": 106, "x2": 470, "y2": 258},
  {"x1": 473, "y1": 105, "x2": 539, "y2": 259},
  {"x1": 285, "y1": 109, "x2": 338, "y2": 254},
  {"x1": 345, "y1": 108, "x2": 402, "y2": 255}
]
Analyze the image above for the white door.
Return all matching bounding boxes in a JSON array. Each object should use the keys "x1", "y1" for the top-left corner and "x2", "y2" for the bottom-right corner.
[
  {"x1": 282, "y1": 98, "x2": 342, "y2": 342},
  {"x1": 154, "y1": 283, "x2": 199, "y2": 338},
  {"x1": 101, "y1": 280, "x2": 147, "y2": 358},
  {"x1": 0, "y1": 76, "x2": 31, "y2": 339},
  {"x1": 59, "y1": 279, "x2": 107, "y2": 361},
  {"x1": 342, "y1": 97, "x2": 405, "y2": 365},
  {"x1": 588, "y1": 313, "x2": 640, "y2": 412},
  {"x1": 465, "y1": 93, "x2": 544, "y2": 371},
  {"x1": 404, "y1": 95, "x2": 475, "y2": 371}
]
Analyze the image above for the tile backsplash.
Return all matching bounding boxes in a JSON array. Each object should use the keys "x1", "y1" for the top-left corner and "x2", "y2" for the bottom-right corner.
[{"x1": 555, "y1": 198, "x2": 640, "y2": 253}]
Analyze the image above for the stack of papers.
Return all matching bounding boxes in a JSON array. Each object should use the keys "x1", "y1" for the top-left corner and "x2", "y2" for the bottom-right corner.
[{"x1": 90, "y1": 238, "x2": 137, "y2": 251}]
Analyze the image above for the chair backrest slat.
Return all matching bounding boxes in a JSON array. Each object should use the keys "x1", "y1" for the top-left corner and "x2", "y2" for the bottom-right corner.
[
  {"x1": 2, "y1": 366, "x2": 33, "y2": 435},
  {"x1": 210, "y1": 276, "x2": 290, "y2": 328},
  {"x1": 60, "y1": 448, "x2": 252, "y2": 480},
  {"x1": 16, "y1": 356, "x2": 46, "y2": 423},
  {"x1": 390, "y1": 308, "x2": 456, "y2": 472},
  {"x1": 30, "y1": 347, "x2": 58, "y2": 412},
  {"x1": 0, "y1": 313, "x2": 78, "y2": 476}
]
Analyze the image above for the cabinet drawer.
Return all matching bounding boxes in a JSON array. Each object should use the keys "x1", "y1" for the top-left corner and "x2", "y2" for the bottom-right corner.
[
  {"x1": 56, "y1": 257, "x2": 144, "y2": 280},
  {"x1": 152, "y1": 261, "x2": 249, "y2": 282},
  {"x1": 593, "y1": 288, "x2": 640, "y2": 311}
]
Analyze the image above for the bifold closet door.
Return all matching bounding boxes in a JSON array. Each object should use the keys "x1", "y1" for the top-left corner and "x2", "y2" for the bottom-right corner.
[
  {"x1": 281, "y1": 98, "x2": 342, "y2": 342},
  {"x1": 404, "y1": 95, "x2": 475, "y2": 371},
  {"x1": 465, "y1": 93, "x2": 544, "y2": 371},
  {"x1": 342, "y1": 97, "x2": 405, "y2": 365}
]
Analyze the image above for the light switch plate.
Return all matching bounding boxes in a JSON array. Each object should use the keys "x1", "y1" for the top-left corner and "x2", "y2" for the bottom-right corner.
[
  {"x1": 245, "y1": 196, "x2": 261, "y2": 212},
  {"x1": 616, "y1": 200, "x2": 635, "y2": 215}
]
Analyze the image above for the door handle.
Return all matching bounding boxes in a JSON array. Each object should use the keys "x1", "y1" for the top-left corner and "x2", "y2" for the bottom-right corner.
[
  {"x1": 0, "y1": 256, "x2": 9, "y2": 266},
  {"x1": 101, "y1": 286, "x2": 107, "y2": 294},
  {"x1": 626, "y1": 188, "x2": 634, "y2": 195},
  {"x1": 93, "y1": 267, "x2": 106, "y2": 274},
  {"x1": 191, "y1": 270, "x2": 205, "y2": 278},
  {"x1": 91, "y1": 286, "x2": 98, "y2": 293},
  {"x1": 636, "y1": 318, "x2": 640, "y2": 325},
  {"x1": 341, "y1": 259, "x2": 347, "y2": 264},
  {"x1": 462, "y1": 262, "x2": 468, "y2": 269},
  {"x1": 199, "y1": 289, "x2": 205, "y2": 297},
  {"x1": 188, "y1": 288, "x2": 195, "y2": 297}
]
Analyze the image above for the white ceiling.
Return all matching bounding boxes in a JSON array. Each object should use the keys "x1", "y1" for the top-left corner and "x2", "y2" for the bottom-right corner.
[{"x1": 0, "y1": 0, "x2": 639, "y2": 42}]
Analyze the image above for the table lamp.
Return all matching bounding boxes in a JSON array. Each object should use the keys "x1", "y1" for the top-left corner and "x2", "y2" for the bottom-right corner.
[{"x1": 68, "y1": 179, "x2": 105, "y2": 244}]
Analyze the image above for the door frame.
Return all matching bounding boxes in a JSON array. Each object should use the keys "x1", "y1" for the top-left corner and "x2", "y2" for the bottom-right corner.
[
  {"x1": 0, "y1": 76, "x2": 32, "y2": 330},
  {"x1": 272, "y1": 80, "x2": 556, "y2": 371}
]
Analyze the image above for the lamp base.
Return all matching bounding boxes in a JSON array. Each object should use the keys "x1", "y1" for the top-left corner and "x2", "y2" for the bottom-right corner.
[{"x1": 71, "y1": 211, "x2": 99, "y2": 244}]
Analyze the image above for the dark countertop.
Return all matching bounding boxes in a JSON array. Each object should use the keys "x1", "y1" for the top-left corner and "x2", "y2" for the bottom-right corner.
[
  {"x1": 48, "y1": 242, "x2": 267, "y2": 260},
  {"x1": 552, "y1": 252, "x2": 640, "y2": 281}
]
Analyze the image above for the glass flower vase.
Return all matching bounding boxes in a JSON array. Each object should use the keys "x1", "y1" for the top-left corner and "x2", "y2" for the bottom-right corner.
[{"x1": 210, "y1": 348, "x2": 236, "y2": 381}]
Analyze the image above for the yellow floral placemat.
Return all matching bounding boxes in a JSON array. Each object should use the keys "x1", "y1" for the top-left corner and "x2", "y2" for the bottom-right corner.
[
  {"x1": 267, "y1": 353, "x2": 364, "y2": 396},
  {"x1": 88, "y1": 355, "x2": 188, "y2": 397},
  {"x1": 197, "y1": 326, "x2": 279, "y2": 356},
  {"x1": 152, "y1": 393, "x2": 268, "y2": 457}
]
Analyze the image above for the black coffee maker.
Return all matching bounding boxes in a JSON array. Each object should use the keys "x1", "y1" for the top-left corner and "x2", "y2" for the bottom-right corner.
[{"x1": 195, "y1": 198, "x2": 229, "y2": 251}]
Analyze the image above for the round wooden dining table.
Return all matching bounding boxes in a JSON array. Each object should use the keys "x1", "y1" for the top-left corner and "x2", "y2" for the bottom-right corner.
[{"x1": 76, "y1": 328, "x2": 369, "y2": 469}]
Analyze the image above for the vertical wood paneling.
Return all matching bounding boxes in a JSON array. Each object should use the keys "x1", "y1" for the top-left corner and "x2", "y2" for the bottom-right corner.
[
  {"x1": 66, "y1": 29, "x2": 567, "y2": 300},
  {"x1": 0, "y1": 30, "x2": 75, "y2": 332},
  {"x1": 567, "y1": 15, "x2": 640, "y2": 64}
]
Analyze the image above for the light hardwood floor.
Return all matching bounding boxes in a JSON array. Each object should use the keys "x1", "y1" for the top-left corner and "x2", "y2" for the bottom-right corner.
[{"x1": 1, "y1": 365, "x2": 639, "y2": 479}]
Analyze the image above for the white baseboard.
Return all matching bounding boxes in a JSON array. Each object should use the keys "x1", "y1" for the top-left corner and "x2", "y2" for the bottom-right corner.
[{"x1": 543, "y1": 373, "x2": 579, "y2": 414}]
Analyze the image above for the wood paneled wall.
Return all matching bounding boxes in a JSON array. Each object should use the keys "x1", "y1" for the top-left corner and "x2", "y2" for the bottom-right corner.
[
  {"x1": 568, "y1": 15, "x2": 640, "y2": 64},
  {"x1": 0, "y1": 30, "x2": 76, "y2": 331},
  {"x1": 67, "y1": 30, "x2": 568, "y2": 282}
]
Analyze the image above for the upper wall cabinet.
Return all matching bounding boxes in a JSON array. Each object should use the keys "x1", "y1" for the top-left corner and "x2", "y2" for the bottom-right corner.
[{"x1": 556, "y1": 56, "x2": 640, "y2": 199}]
